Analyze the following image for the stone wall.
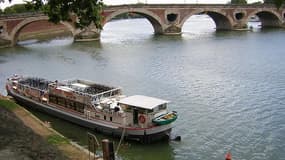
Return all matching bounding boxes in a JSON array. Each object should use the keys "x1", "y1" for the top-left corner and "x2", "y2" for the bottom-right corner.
[{"x1": 18, "y1": 20, "x2": 71, "y2": 41}]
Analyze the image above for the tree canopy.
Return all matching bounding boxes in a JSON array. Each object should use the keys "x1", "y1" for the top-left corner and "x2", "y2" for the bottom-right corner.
[
  {"x1": 1, "y1": 0, "x2": 104, "y2": 29},
  {"x1": 230, "y1": 0, "x2": 247, "y2": 4},
  {"x1": 2, "y1": 4, "x2": 36, "y2": 14},
  {"x1": 264, "y1": 0, "x2": 285, "y2": 8}
]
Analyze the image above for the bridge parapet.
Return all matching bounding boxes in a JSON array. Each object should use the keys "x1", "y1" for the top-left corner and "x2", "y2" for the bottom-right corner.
[
  {"x1": 0, "y1": 12, "x2": 46, "y2": 20},
  {"x1": 105, "y1": 4, "x2": 283, "y2": 9}
]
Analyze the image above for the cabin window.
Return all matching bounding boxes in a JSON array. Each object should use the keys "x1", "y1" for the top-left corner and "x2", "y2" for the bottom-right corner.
[
  {"x1": 0, "y1": 26, "x2": 3, "y2": 34},
  {"x1": 75, "y1": 102, "x2": 84, "y2": 113},
  {"x1": 120, "y1": 104, "x2": 126, "y2": 109},
  {"x1": 124, "y1": 105, "x2": 132, "y2": 112},
  {"x1": 80, "y1": 107, "x2": 84, "y2": 113},
  {"x1": 158, "y1": 104, "x2": 167, "y2": 110},
  {"x1": 79, "y1": 107, "x2": 84, "y2": 113},
  {"x1": 75, "y1": 102, "x2": 83, "y2": 108},
  {"x1": 133, "y1": 109, "x2": 139, "y2": 124},
  {"x1": 66, "y1": 101, "x2": 75, "y2": 109},
  {"x1": 138, "y1": 109, "x2": 146, "y2": 114},
  {"x1": 75, "y1": 106, "x2": 80, "y2": 112},
  {"x1": 57, "y1": 97, "x2": 66, "y2": 106},
  {"x1": 120, "y1": 104, "x2": 132, "y2": 112},
  {"x1": 49, "y1": 95, "x2": 57, "y2": 104},
  {"x1": 19, "y1": 85, "x2": 24, "y2": 90},
  {"x1": 147, "y1": 109, "x2": 154, "y2": 113},
  {"x1": 75, "y1": 106, "x2": 79, "y2": 111}
]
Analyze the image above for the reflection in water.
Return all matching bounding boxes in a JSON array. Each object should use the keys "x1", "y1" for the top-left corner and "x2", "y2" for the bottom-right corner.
[{"x1": 182, "y1": 15, "x2": 216, "y2": 39}]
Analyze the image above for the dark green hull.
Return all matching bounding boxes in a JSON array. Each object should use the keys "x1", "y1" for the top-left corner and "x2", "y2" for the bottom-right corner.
[{"x1": 152, "y1": 111, "x2": 177, "y2": 126}]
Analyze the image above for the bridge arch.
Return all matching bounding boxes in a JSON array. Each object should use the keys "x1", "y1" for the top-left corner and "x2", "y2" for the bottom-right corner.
[
  {"x1": 103, "y1": 9, "x2": 164, "y2": 34},
  {"x1": 10, "y1": 16, "x2": 76, "y2": 46},
  {"x1": 180, "y1": 9, "x2": 234, "y2": 30},
  {"x1": 247, "y1": 9, "x2": 283, "y2": 27}
]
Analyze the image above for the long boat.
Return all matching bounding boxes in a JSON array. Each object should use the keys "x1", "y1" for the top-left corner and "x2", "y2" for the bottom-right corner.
[{"x1": 6, "y1": 74, "x2": 178, "y2": 143}]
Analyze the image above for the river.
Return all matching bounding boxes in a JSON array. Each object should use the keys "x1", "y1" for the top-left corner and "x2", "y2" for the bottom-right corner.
[{"x1": 0, "y1": 15, "x2": 285, "y2": 160}]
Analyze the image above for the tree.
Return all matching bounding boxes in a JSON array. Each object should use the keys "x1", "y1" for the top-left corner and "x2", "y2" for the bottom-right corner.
[
  {"x1": 264, "y1": 0, "x2": 285, "y2": 8},
  {"x1": 3, "y1": 4, "x2": 35, "y2": 14},
  {"x1": 230, "y1": 0, "x2": 247, "y2": 4},
  {"x1": 0, "y1": 0, "x2": 104, "y2": 29},
  {"x1": 251, "y1": 1, "x2": 262, "y2": 4}
]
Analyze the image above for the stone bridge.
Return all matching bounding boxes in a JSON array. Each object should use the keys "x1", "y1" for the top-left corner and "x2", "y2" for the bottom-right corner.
[{"x1": 1, "y1": 4, "x2": 285, "y2": 47}]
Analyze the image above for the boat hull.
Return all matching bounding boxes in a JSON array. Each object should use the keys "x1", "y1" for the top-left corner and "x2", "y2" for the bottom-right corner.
[
  {"x1": 7, "y1": 89, "x2": 172, "y2": 143},
  {"x1": 152, "y1": 111, "x2": 178, "y2": 126}
]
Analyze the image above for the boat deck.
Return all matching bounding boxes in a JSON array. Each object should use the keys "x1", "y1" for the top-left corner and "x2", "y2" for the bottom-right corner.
[
  {"x1": 18, "y1": 77, "x2": 51, "y2": 91},
  {"x1": 61, "y1": 79, "x2": 122, "y2": 99}
]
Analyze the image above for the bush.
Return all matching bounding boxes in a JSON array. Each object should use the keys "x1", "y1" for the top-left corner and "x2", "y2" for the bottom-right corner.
[
  {"x1": 230, "y1": 0, "x2": 247, "y2": 4},
  {"x1": 47, "y1": 135, "x2": 69, "y2": 145},
  {"x1": 0, "y1": 99, "x2": 19, "y2": 111},
  {"x1": 3, "y1": 4, "x2": 36, "y2": 14}
]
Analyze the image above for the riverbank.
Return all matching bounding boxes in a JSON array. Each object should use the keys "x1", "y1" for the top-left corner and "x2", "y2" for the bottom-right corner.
[{"x1": 0, "y1": 94, "x2": 97, "y2": 160}]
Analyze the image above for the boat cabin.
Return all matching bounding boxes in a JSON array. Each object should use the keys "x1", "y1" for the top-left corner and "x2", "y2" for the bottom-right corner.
[{"x1": 118, "y1": 95, "x2": 169, "y2": 128}]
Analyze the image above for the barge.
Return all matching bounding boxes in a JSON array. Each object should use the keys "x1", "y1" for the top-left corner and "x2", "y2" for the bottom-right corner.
[{"x1": 6, "y1": 74, "x2": 177, "y2": 143}]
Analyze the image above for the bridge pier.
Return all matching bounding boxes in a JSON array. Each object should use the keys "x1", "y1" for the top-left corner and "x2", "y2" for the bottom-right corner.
[
  {"x1": 0, "y1": 22, "x2": 12, "y2": 48},
  {"x1": 74, "y1": 25, "x2": 101, "y2": 42},
  {"x1": 0, "y1": 38, "x2": 12, "y2": 48},
  {"x1": 162, "y1": 26, "x2": 182, "y2": 35},
  {"x1": 232, "y1": 21, "x2": 248, "y2": 31}
]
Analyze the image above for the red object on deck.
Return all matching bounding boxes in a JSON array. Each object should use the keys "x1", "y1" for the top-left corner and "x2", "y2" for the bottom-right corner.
[{"x1": 225, "y1": 152, "x2": 232, "y2": 160}]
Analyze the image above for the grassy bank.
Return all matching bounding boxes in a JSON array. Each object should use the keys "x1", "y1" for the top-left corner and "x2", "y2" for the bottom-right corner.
[
  {"x1": 0, "y1": 96, "x2": 95, "y2": 160},
  {"x1": 0, "y1": 99, "x2": 18, "y2": 110}
]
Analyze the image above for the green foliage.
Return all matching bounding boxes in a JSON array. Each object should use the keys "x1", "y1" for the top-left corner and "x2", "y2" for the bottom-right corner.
[
  {"x1": 113, "y1": 13, "x2": 143, "y2": 20},
  {"x1": 136, "y1": 2, "x2": 145, "y2": 6},
  {"x1": 230, "y1": 0, "x2": 247, "y2": 4},
  {"x1": 47, "y1": 135, "x2": 69, "y2": 145},
  {"x1": 264, "y1": 0, "x2": 285, "y2": 8},
  {"x1": 27, "y1": 0, "x2": 104, "y2": 29},
  {"x1": 0, "y1": 99, "x2": 19, "y2": 111},
  {"x1": 3, "y1": 4, "x2": 36, "y2": 14},
  {"x1": 251, "y1": 1, "x2": 263, "y2": 4},
  {"x1": 264, "y1": 0, "x2": 275, "y2": 3},
  {"x1": 1, "y1": 0, "x2": 104, "y2": 29},
  {"x1": 273, "y1": 0, "x2": 285, "y2": 8}
]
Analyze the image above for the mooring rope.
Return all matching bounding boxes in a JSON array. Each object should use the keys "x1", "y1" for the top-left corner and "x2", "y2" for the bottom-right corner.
[{"x1": 116, "y1": 127, "x2": 126, "y2": 155}]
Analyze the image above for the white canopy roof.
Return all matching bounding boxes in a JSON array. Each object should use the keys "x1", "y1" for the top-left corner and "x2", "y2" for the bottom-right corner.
[
  {"x1": 56, "y1": 86, "x2": 74, "y2": 92},
  {"x1": 119, "y1": 95, "x2": 169, "y2": 110},
  {"x1": 71, "y1": 83, "x2": 89, "y2": 88}
]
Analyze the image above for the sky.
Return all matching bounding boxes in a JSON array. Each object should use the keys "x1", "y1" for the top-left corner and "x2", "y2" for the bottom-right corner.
[{"x1": 0, "y1": 0, "x2": 263, "y2": 9}]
